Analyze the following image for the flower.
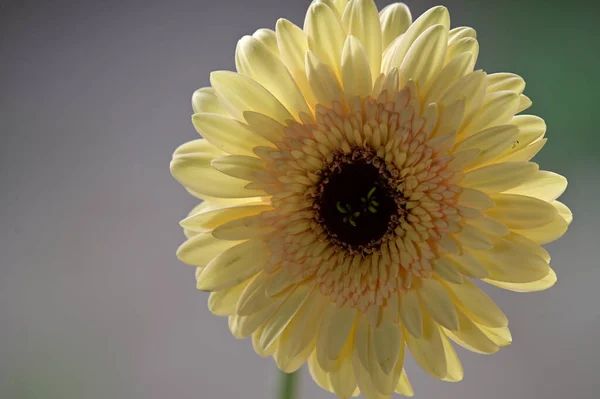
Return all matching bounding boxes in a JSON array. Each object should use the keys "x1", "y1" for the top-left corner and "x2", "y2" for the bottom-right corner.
[{"x1": 170, "y1": 1, "x2": 572, "y2": 397}]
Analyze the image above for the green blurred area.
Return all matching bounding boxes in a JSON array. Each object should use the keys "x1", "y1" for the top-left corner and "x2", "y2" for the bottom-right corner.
[{"x1": 466, "y1": 0, "x2": 600, "y2": 167}]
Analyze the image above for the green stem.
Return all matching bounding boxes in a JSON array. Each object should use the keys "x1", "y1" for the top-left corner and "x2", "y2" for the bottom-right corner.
[{"x1": 278, "y1": 369, "x2": 299, "y2": 399}]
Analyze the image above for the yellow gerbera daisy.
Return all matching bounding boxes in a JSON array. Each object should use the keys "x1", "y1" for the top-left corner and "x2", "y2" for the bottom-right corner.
[{"x1": 170, "y1": 1, "x2": 572, "y2": 397}]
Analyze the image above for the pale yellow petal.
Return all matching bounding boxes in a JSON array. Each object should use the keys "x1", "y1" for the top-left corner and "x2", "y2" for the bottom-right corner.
[
  {"x1": 373, "y1": 316, "x2": 402, "y2": 374},
  {"x1": 382, "y1": 6, "x2": 450, "y2": 74},
  {"x1": 399, "y1": 24, "x2": 448, "y2": 92},
  {"x1": 512, "y1": 211, "x2": 569, "y2": 244},
  {"x1": 306, "y1": 50, "x2": 345, "y2": 107},
  {"x1": 399, "y1": 289, "x2": 423, "y2": 338},
  {"x1": 465, "y1": 215, "x2": 510, "y2": 238},
  {"x1": 444, "y1": 38, "x2": 478, "y2": 71},
  {"x1": 341, "y1": 35, "x2": 373, "y2": 101},
  {"x1": 173, "y1": 138, "x2": 225, "y2": 158},
  {"x1": 418, "y1": 278, "x2": 459, "y2": 330},
  {"x1": 453, "y1": 224, "x2": 493, "y2": 250},
  {"x1": 440, "y1": 330, "x2": 463, "y2": 382},
  {"x1": 404, "y1": 310, "x2": 447, "y2": 379},
  {"x1": 236, "y1": 271, "x2": 273, "y2": 316},
  {"x1": 379, "y1": 3, "x2": 412, "y2": 50},
  {"x1": 460, "y1": 90, "x2": 520, "y2": 138},
  {"x1": 305, "y1": 2, "x2": 346, "y2": 81},
  {"x1": 437, "y1": 71, "x2": 486, "y2": 129},
  {"x1": 474, "y1": 238, "x2": 549, "y2": 283},
  {"x1": 192, "y1": 87, "x2": 227, "y2": 114},
  {"x1": 235, "y1": 35, "x2": 311, "y2": 120},
  {"x1": 517, "y1": 94, "x2": 532, "y2": 113},
  {"x1": 330, "y1": 338, "x2": 358, "y2": 398},
  {"x1": 485, "y1": 267, "x2": 557, "y2": 292},
  {"x1": 447, "y1": 251, "x2": 489, "y2": 279},
  {"x1": 448, "y1": 26, "x2": 476, "y2": 45},
  {"x1": 176, "y1": 233, "x2": 242, "y2": 266},
  {"x1": 210, "y1": 71, "x2": 294, "y2": 124},
  {"x1": 504, "y1": 171, "x2": 567, "y2": 202},
  {"x1": 395, "y1": 370, "x2": 414, "y2": 396},
  {"x1": 285, "y1": 291, "x2": 328, "y2": 356},
  {"x1": 333, "y1": 0, "x2": 349, "y2": 15},
  {"x1": 208, "y1": 280, "x2": 250, "y2": 316},
  {"x1": 487, "y1": 193, "x2": 558, "y2": 229},
  {"x1": 443, "y1": 279, "x2": 508, "y2": 328},
  {"x1": 433, "y1": 257, "x2": 463, "y2": 284},
  {"x1": 192, "y1": 113, "x2": 272, "y2": 156},
  {"x1": 455, "y1": 125, "x2": 519, "y2": 168},
  {"x1": 457, "y1": 187, "x2": 494, "y2": 210},
  {"x1": 461, "y1": 162, "x2": 538, "y2": 194},
  {"x1": 252, "y1": 28, "x2": 280, "y2": 56},
  {"x1": 553, "y1": 200, "x2": 573, "y2": 224},
  {"x1": 478, "y1": 324, "x2": 512, "y2": 347},
  {"x1": 444, "y1": 309, "x2": 499, "y2": 354},
  {"x1": 308, "y1": 352, "x2": 334, "y2": 392},
  {"x1": 180, "y1": 204, "x2": 271, "y2": 232},
  {"x1": 275, "y1": 19, "x2": 317, "y2": 107},
  {"x1": 260, "y1": 284, "x2": 312, "y2": 349},
  {"x1": 342, "y1": 0, "x2": 382, "y2": 81},
  {"x1": 196, "y1": 239, "x2": 267, "y2": 291},
  {"x1": 486, "y1": 73, "x2": 525, "y2": 94},
  {"x1": 424, "y1": 52, "x2": 474, "y2": 105},
  {"x1": 210, "y1": 154, "x2": 266, "y2": 181}
]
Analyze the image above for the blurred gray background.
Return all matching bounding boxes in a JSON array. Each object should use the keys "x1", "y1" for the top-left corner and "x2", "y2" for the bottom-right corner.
[{"x1": 1, "y1": 0, "x2": 599, "y2": 398}]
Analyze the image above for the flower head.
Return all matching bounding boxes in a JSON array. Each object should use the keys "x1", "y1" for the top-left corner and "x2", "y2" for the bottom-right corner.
[{"x1": 171, "y1": 1, "x2": 572, "y2": 397}]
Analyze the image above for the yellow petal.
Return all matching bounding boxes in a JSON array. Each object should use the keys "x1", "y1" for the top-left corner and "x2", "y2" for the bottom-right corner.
[
  {"x1": 485, "y1": 267, "x2": 557, "y2": 292},
  {"x1": 395, "y1": 370, "x2": 414, "y2": 396},
  {"x1": 192, "y1": 113, "x2": 272, "y2": 156},
  {"x1": 438, "y1": 71, "x2": 486, "y2": 129},
  {"x1": 275, "y1": 19, "x2": 317, "y2": 107},
  {"x1": 553, "y1": 200, "x2": 573, "y2": 224},
  {"x1": 333, "y1": 0, "x2": 349, "y2": 15},
  {"x1": 330, "y1": 338, "x2": 358, "y2": 398},
  {"x1": 504, "y1": 171, "x2": 567, "y2": 202},
  {"x1": 404, "y1": 310, "x2": 447, "y2": 379},
  {"x1": 180, "y1": 204, "x2": 270, "y2": 232},
  {"x1": 273, "y1": 333, "x2": 315, "y2": 373},
  {"x1": 512, "y1": 211, "x2": 569, "y2": 244},
  {"x1": 208, "y1": 280, "x2": 250, "y2": 316},
  {"x1": 305, "y1": 2, "x2": 346, "y2": 81},
  {"x1": 461, "y1": 162, "x2": 538, "y2": 194},
  {"x1": 431, "y1": 98, "x2": 465, "y2": 138},
  {"x1": 487, "y1": 193, "x2": 558, "y2": 229},
  {"x1": 236, "y1": 271, "x2": 273, "y2": 316},
  {"x1": 399, "y1": 24, "x2": 448, "y2": 92},
  {"x1": 433, "y1": 257, "x2": 463, "y2": 284},
  {"x1": 231, "y1": 297, "x2": 284, "y2": 338},
  {"x1": 192, "y1": 87, "x2": 227, "y2": 114},
  {"x1": 447, "y1": 251, "x2": 489, "y2": 278},
  {"x1": 373, "y1": 316, "x2": 402, "y2": 374},
  {"x1": 465, "y1": 215, "x2": 510, "y2": 238},
  {"x1": 235, "y1": 35, "x2": 311, "y2": 120},
  {"x1": 379, "y1": 3, "x2": 412, "y2": 50},
  {"x1": 260, "y1": 284, "x2": 312, "y2": 349},
  {"x1": 252, "y1": 28, "x2": 279, "y2": 56},
  {"x1": 458, "y1": 188, "x2": 494, "y2": 210},
  {"x1": 517, "y1": 94, "x2": 532, "y2": 113},
  {"x1": 440, "y1": 330, "x2": 463, "y2": 382},
  {"x1": 444, "y1": 38, "x2": 478, "y2": 71},
  {"x1": 210, "y1": 71, "x2": 294, "y2": 124},
  {"x1": 478, "y1": 324, "x2": 512, "y2": 347},
  {"x1": 342, "y1": 0, "x2": 382, "y2": 81},
  {"x1": 324, "y1": 304, "x2": 357, "y2": 361},
  {"x1": 418, "y1": 278, "x2": 459, "y2": 330},
  {"x1": 399, "y1": 289, "x2": 423, "y2": 338},
  {"x1": 424, "y1": 52, "x2": 474, "y2": 105},
  {"x1": 448, "y1": 26, "x2": 476, "y2": 45},
  {"x1": 382, "y1": 6, "x2": 450, "y2": 74},
  {"x1": 498, "y1": 138, "x2": 546, "y2": 163},
  {"x1": 444, "y1": 309, "x2": 498, "y2": 354},
  {"x1": 285, "y1": 291, "x2": 328, "y2": 356},
  {"x1": 173, "y1": 138, "x2": 225, "y2": 158},
  {"x1": 210, "y1": 154, "x2": 265, "y2": 181},
  {"x1": 308, "y1": 352, "x2": 334, "y2": 393},
  {"x1": 305, "y1": 50, "x2": 344, "y2": 107},
  {"x1": 443, "y1": 279, "x2": 508, "y2": 328},
  {"x1": 486, "y1": 73, "x2": 525, "y2": 94},
  {"x1": 455, "y1": 125, "x2": 519, "y2": 168},
  {"x1": 453, "y1": 224, "x2": 493, "y2": 250},
  {"x1": 196, "y1": 239, "x2": 267, "y2": 291},
  {"x1": 176, "y1": 233, "x2": 241, "y2": 266},
  {"x1": 460, "y1": 90, "x2": 520, "y2": 138},
  {"x1": 341, "y1": 35, "x2": 373, "y2": 101},
  {"x1": 474, "y1": 238, "x2": 549, "y2": 283}
]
